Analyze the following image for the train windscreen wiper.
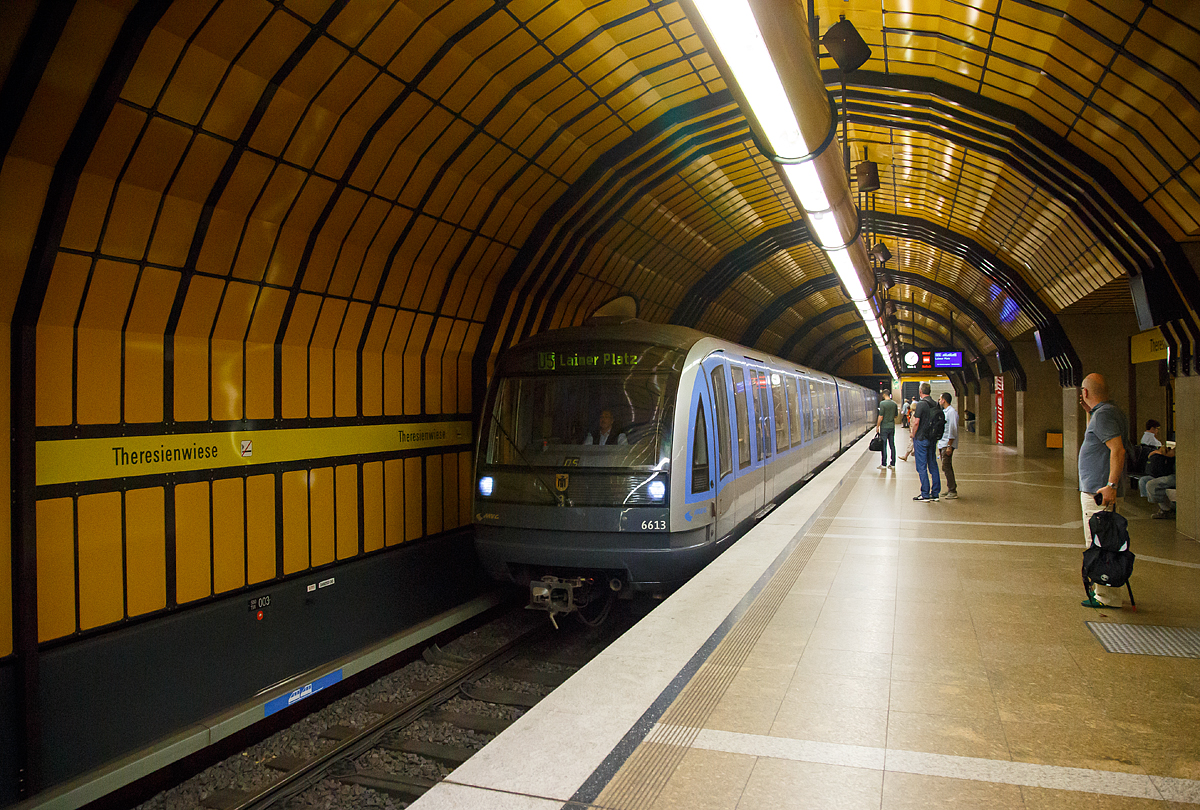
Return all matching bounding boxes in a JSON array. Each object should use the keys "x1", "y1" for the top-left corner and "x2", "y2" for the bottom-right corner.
[{"x1": 487, "y1": 409, "x2": 561, "y2": 505}]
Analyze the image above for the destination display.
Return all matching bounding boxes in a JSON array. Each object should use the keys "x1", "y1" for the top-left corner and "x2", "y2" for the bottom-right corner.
[
  {"x1": 538, "y1": 350, "x2": 642, "y2": 370},
  {"x1": 902, "y1": 347, "x2": 962, "y2": 371},
  {"x1": 501, "y1": 342, "x2": 685, "y2": 375}
]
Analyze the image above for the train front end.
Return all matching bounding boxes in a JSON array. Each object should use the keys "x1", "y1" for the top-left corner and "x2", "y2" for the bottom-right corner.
[{"x1": 472, "y1": 332, "x2": 695, "y2": 622}]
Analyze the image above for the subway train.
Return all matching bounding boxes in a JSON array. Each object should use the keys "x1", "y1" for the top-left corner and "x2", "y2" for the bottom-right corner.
[{"x1": 472, "y1": 317, "x2": 877, "y2": 622}]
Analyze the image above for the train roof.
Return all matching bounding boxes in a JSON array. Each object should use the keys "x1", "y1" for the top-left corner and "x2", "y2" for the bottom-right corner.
[
  {"x1": 509, "y1": 319, "x2": 874, "y2": 391},
  {"x1": 512, "y1": 319, "x2": 712, "y2": 353}
]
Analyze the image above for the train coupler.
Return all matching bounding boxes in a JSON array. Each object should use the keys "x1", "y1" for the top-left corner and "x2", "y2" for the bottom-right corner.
[{"x1": 528, "y1": 575, "x2": 587, "y2": 629}]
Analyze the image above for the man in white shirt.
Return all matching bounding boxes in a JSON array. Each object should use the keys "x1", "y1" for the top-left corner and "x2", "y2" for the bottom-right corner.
[
  {"x1": 938, "y1": 392, "x2": 959, "y2": 499},
  {"x1": 1140, "y1": 419, "x2": 1162, "y2": 448},
  {"x1": 585, "y1": 409, "x2": 627, "y2": 445}
]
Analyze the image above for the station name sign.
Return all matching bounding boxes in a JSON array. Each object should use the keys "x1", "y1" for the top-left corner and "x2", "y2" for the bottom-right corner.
[{"x1": 36, "y1": 421, "x2": 473, "y2": 487}]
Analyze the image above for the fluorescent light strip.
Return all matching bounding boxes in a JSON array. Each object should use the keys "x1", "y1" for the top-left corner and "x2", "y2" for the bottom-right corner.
[
  {"x1": 692, "y1": 0, "x2": 807, "y2": 160},
  {"x1": 781, "y1": 162, "x2": 830, "y2": 215},
  {"x1": 694, "y1": 0, "x2": 885, "y2": 373}
]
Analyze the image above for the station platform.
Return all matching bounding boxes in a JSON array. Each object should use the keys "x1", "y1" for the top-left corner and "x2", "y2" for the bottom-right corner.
[{"x1": 413, "y1": 431, "x2": 1200, "y2": 809}]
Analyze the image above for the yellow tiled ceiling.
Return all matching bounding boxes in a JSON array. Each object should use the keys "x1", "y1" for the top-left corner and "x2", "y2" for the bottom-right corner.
[
  {"x1": 816, "y1": 0, "x2": 1200, "y2": 242},
  {"x1": 17, "y1": 0, "x2": 1200, "y2": 389}
]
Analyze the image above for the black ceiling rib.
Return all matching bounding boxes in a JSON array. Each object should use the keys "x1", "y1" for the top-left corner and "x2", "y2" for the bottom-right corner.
[
  {"x1": 555, "y1": 143, "x2": 789, "y2": 333},
  {"x1": 792, "y1": 300, "x2": 989, "y2": 377},
  {"x1": 807, "y1": 320, "x2": 876, "y2": 367},
  {"x1": 472, "y1": 61, "x2": 1195, "y2": 412},
  {"x1": 843, "y1": 100, "x2": 1148, "y2": 287},
  {"x1": 836, "y1": 71, "x2": 1199, "y2": 315},
  {"x1": 777, "y1": 302, "x2": 856, "y2": 359},
  {"x1": 472, "y1": 90, "x2": 741, "y2": 408},
  {"x1": 887, "y1": 300, "x2": 990, "y2": 368},
  {"x1": 823, "y1": 336, "x2": 876, "y2": 375},
  {"x1": 736, "y1": 274, "x2": 841, "y2": 349},
  {"x1": 885, "y1": 271, "x2": 1026, "y2": 390},
  {"x1": 487, "y1": 95, "x2": 743, "y2": 341},
  {"x1": 671, "y1": 203, "x2": 1066, "y2": 384},
  {"x1": 528, "y1": 123, "x2": 754, "y2": 337},
  {"x1": 661, "y1": 110, "x2": 1084, "y2": 363},
  {"x1": 871, "y1": 213, "x2": 1078, "y2": 385},
  {"x1": 0, "y1": 1, "x2": 75, "y2": 162},
  {"x1": 8, "y1": 1, "x2": 171, "y2": 796},
  {"x1": 663, "y1": 220, "x2": 821, "y2": 329}
]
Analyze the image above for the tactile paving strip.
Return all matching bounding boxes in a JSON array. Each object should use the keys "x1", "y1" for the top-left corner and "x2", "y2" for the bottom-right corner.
[
  {"x1": 1087, "y1": 622, "x2": 1200, "y2": 658},
  {"x1": 590, "y1": 454, "x2": 870, "y2": 810}
]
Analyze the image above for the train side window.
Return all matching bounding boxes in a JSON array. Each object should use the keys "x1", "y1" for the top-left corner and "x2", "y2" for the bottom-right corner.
[
  {"x1": 710, "y1": 365, "x2": 733, "y2": 478},
  {"x1": 731, "y1": 366, "x2": 751, "y2": 469},
  {"x1": 786, "y1": 376, "x2": 801, "y2": 447},
  {"x1": 771, "y1": 373, "x2": 788, "y2": 452},
  {"x1": 691, "y1": 400, "x2": 710, "y2": 493}
]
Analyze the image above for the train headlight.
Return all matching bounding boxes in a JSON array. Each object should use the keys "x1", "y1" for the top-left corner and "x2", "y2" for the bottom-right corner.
[
  {"x1": 478, "y1": 476, "x2": 494, "y2": 497},
  {"x1": 648, "y1": 480, "x2": 666, "y2": 501}
]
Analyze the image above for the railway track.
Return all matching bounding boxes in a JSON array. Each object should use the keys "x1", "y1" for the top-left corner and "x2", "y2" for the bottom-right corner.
[{"x1": 179, "y1": 608, "x2": 636, "y2": 810}]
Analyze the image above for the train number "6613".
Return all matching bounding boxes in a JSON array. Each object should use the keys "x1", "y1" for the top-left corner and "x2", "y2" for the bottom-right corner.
[{"x1": 639, "y1": 519, "x2": 667, "y2": 531}]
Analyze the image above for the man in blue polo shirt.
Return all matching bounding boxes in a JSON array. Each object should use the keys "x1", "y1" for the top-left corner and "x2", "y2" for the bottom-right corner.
[{"x1": 1078, "y1": 372, "x2": 1130, "y2": 607}]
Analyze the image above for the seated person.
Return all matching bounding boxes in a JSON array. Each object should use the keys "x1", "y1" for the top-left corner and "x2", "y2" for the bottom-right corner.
[
  {"x1": 584, "y1": 409, "x2": 627, "y2": 446},
  {"x1": 1141, "y1": 444, "x2": 1176, "y2": 519},
  {"x1": 1140, "y1": 419, "x2": 1163, "y2": 448}
]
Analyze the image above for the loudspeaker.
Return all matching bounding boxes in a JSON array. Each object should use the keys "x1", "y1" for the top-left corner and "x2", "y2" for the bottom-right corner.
[
  {"x1": 822, "y1": 19, "x2": 871, "y2": 73},
  {"x1": 856, "y1": 160, "x2": 881, "y2": 192},
  {"x1": 1129, "y1": 273, "x2": 1155, "y2": 332}
]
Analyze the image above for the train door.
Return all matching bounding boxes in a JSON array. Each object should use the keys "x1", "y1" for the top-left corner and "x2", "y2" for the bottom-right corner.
[
  {"x1": 701, "y1": 355, "x2": 736, "y2": 538},
  {"x1": 786, "y1": 374, "x2": 807, "y2": 481},
  {"x1": 685, "y1": 367, "x2": 717, "y2": 540},
  {"x1": 728, "y1": 363, "x2": 759, "y2": 523},
  {"x1": 750, "y1": 367, "x2": 772, "y2": 514},
  {"x1": 835, "y1": 382, "x2": 844, "y2": 448},
  {"x1": 768, "y1": 371, "x2": 789, "y2": 498}
]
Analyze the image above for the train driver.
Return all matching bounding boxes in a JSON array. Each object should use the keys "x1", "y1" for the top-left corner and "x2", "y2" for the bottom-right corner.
[{"x1": 584, "y1": 409, "x2": 627, "y2": 445}]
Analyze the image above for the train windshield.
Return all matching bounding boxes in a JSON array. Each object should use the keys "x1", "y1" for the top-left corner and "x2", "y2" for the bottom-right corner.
[{"x1": 484, "y1": 372, "x2": 677, "y2": 468}]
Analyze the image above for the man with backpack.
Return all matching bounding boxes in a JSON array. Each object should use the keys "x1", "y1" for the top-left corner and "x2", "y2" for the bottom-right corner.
[
  {"x1": 909, "y1": 383, "x2": 943, "y2": 502},
  {"x1": 1078, "y1": 372, "x2": 1131, "y2": 606}
]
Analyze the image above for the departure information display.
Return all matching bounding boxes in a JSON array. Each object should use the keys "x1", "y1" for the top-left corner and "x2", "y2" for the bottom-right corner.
[{"x1": 902, "y1": 347, "x2": 963, "y2": 371}]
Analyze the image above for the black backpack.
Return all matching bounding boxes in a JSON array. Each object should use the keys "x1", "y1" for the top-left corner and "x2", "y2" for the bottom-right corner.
[
  {"x1": 1083, "y1": 509, "x2": 1135, "y2": 589},
  {"x1": 923, "y1": 401, "x2": 946, "y2": 442}
]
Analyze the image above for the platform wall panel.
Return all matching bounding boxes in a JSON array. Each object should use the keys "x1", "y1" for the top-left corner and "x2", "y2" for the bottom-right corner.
[{"x1": 32, "y1": 530, "x2": 490, "y2": 788}]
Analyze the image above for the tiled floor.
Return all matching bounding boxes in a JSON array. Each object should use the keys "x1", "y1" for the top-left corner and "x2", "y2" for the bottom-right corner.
[
  {"x1": 415, "y1": 434, "x2": 1200, "y2": 809},
  {"x1": 622, "y1": 435, "x2": 1200, "y2": 808}
]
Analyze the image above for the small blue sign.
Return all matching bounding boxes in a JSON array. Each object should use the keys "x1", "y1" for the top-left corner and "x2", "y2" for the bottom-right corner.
[{"x1": 264, "y1": 669, "x2": 344, "y2": 717}]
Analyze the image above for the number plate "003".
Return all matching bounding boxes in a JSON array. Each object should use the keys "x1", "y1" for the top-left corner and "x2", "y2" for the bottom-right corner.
[{"x1": 620, "y1": 509, "x2": 669, "y2": 532}]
